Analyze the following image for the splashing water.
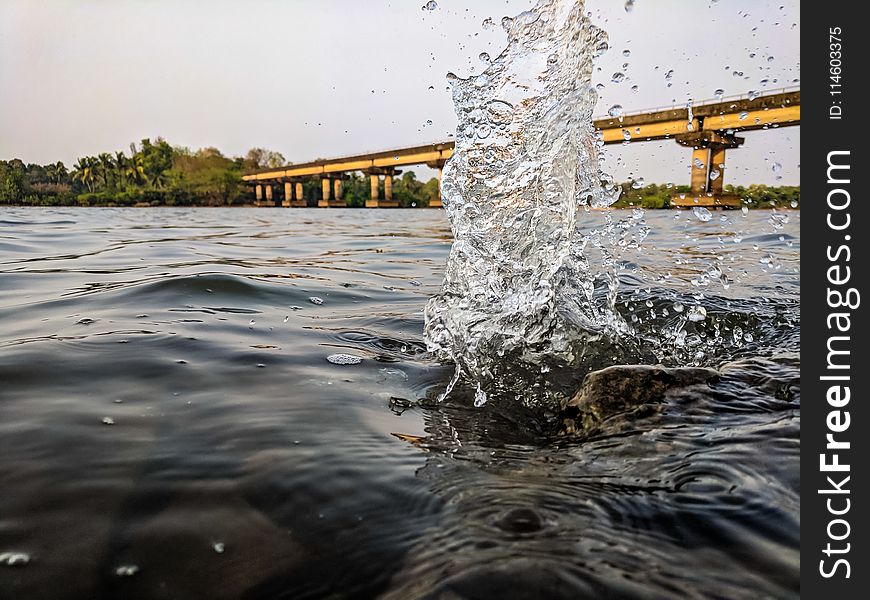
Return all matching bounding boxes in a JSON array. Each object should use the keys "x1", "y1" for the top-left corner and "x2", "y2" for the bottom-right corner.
[{"x1": 424, "y1": 0, "x2": 647, "y2": 408}]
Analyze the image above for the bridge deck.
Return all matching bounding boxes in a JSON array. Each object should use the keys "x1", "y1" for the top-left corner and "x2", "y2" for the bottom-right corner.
[{"x1": 243, "y1": 89, "x2": 799, "y2": 183}]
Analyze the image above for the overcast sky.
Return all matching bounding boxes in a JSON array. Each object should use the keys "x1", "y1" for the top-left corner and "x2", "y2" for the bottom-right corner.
[{"x1": 0, "y1": 0, "x2": 798, "y2": 185}]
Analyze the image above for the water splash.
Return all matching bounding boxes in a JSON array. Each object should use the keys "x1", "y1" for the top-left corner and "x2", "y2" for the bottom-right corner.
[{"x1": 424, "y1": 0, "x2": 641, "y2": 408}]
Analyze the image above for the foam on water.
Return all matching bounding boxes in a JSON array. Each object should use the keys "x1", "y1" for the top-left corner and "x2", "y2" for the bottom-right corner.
[{"x1": 424, "y1": 0, "x2": 640, "y2": 406}]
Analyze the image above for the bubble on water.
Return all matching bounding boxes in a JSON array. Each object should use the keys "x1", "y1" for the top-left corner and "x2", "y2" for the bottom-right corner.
[
  {"x1": 308, "y1": 296, "x2": 324, "y2": 305},
  {"x1": 76, "y1": 318, "x2": 96, "y2": 325},
  {"x1": 248, "y1": 319, "x2": 255, "y2": 328},
  {"x1": 115, "y1": 565, "x2": 139, "y2": 577},
  {"x1": 327, "y1": 353, "x2": 363, "y2": 365},
  {"x1": 101, "y1": 417, "x2": 115, "y2": 425},
  {"x1": 687, "y1": 305, "x2": 707, "y2": 322},
  {"x1": 611, "y1": 71, "x2": 625, "y2": 83},
  {"x1": 692, "y1": 207, "x2": 713, "y2": 222},
  {"x1": 768, "y1": 212, "x2": 789, "y2": 230},
  {"x1": 608, "y1": 104, "x2": 624, "y2": 117},
  {"x1": 772, "y1": 162, "x2": 782, "y2": 172},
  {"x1": 213, "y1": 542, "x2": 225, "y2": 554},
  {"x1": 0, "y1": 552, "x2": 30, "y2": 567},
  {"x1": 422, "y1": 1, "x2": 437, "y2": 11}
]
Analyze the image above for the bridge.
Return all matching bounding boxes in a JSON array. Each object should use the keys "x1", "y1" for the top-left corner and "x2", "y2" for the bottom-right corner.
[{"x1": 243, "y1": 87, "x2": 799, "y2": 208}]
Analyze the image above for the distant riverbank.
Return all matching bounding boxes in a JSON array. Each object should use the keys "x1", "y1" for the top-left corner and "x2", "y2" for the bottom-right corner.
[{"x1": 2, "y1": 138, "x2": 798, "y2": 210}]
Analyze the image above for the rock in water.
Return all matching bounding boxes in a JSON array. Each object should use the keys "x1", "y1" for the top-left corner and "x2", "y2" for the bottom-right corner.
[{"x1": 560, "y1": 364, "x2": 719, "y2": 435}]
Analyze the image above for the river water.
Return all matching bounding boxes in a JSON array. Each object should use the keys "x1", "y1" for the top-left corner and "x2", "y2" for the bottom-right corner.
[{"x1": 0, "y1": 207, "x2": 798, "y2": 599}]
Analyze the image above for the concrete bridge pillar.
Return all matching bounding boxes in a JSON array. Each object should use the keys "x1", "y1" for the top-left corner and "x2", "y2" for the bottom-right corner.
[
  {"x1": 674, "y1": 131, "x2": 743, "y2": 208},
  {"x1": 295, "y1": 182, "x2": 304, "y2": 206},
  {"x1": 283, "y1": 181, "x2": 292, "y2": 207},
  {"x1": 430, "y1": 166, "x2": 444, "y2": 208},
  {"x1": 255, "y1": 184, "x2": 263, "y2": 202},
  {"x1": 384, "y1": 174, "x2": 393, "y2": 201},
  {"x1": 333, "y1": 179, "x2": 343, "y2": 201},
  {"x1": 319, "y1": 178, "x2": 330, "y2": 208},
  {"x1": 367, "y1": 174, "x2": 380, "y2": 208},
  {"x1": 690, "y1": 147, "x2": 710, "y2": 195},
  {"x1": 709, "y1": 146, "x2": 727, "y2": 196}
]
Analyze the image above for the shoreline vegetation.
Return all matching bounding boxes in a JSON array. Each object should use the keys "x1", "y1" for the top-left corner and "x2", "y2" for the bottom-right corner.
[{"x1": 2, "y1": 137, "x2": 799, "y2": 209}]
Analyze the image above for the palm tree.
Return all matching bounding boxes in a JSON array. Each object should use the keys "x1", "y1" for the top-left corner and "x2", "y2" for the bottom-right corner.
[
  {"x1": 98, "y1": 153, "x2": 114, "y2": 190},
  {"x1": 125, "y1": 153, "x2": 146, "y2": 187},
  {"x1": 114, "y1": 152, "x2": 127, "y2": 190},
  {"x1": 54, "y1": 162, "x2": 68, "y2": 185},
  {"x1": 71, "y1": 157, "x2": 96, "y2": 192}
]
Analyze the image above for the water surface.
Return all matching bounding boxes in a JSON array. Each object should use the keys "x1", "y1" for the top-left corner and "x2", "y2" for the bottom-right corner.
[{"x1": 0, "y1": 207, "x2": 799, "y2": 599}]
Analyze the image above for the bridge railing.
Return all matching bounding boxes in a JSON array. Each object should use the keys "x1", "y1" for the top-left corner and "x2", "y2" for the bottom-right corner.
[{"x1": 594, "y1": 85, "x2": 800, "y2": 120}]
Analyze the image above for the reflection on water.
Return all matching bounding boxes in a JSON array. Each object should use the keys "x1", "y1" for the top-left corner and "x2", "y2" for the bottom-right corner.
[{"x1": 0, "y1": 207, "x2": 798, "y2": 598}]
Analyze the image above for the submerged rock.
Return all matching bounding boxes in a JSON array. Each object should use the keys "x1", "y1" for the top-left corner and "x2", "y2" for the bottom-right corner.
[{"x1": 560, "y1": 364, "x2": 719, "y2": 435}]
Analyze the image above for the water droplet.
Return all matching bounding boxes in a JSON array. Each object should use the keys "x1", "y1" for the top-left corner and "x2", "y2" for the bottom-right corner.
[
  {"x1": 687, "y1": 305, "x2": 707, "y2": 322},
  {"x1": 479, "y1": 52, "x2": 491, "y2": 63},
  {"x1": 714, "y1": 88, "x2": 724, "y2": 100},
  {"x1": 248, "y1": 319, "x2": 255, "y2": 328},
  {"x1": 772, "y1": 162, "x2": 782, "y2": 172},
  {"x1": 213, "y1": 542, "x2": 225, "y2": 554},
  {"x1": 0, "y1": 552, "x2": 31, "y2": 567},
  {"x1": 790, "y1": 200, "x2": 798, "y2": 208},
  {"x1": 673, "y1": 302, "x2": 684, "y2": 313},
  {"x1": 664, "y1": 69, "x2": 674, "y2": 80},
  {"x1": 608, "y1": 104, "x2": 623, "y2": 117},
  {"x1": 611, "y1": 72, "x2": 625, "y2": 84},
  {"x1": 481, "y1": 17, "x2": 494, "y2": 29},
  {"x1": 693, "y1": 157, "x2": 705, "y2": 169},
  {"x1": 630, "y1": 84, "x2": 639, "y2": 93},
  {"x1": 622, "y1": 49, "x2": 631, "y2": 57},
  {"x1": 101, "y1": 417, "x2": 115, "y2": 425},
  {"x1": 327, "y1": 353, "x2": 363, "y2": 365},
  {"x1": 547, "y1": 52, "x2": 558, "y2": 65},
  {"x1": 767, "y1": 55, "x2": 775, "y2": 62},
  {"x1": 692, "y1": 207, "x2": 713, "y2": 222},
  {"x1": 115, "y1": 565, "x2": 139, "y2": 577},
  {"x1": 631, "y1": 177, "x2": 645, "y2": 189},
  {"x1": 283, "y1": 316, "x2": 289, "y2": 323},
  {"x1": 624, "y1": 0, "x2": 635, "y2": 12},
  {"x1": 308, "y1": 296, "x2": 324, "y2": 305},
  {"x1": 644, "y1": 299, "x2": 654, "y2": 308},
  {"x1": 473, "y1": 385, "x2": 488, "y2": 407},
  {"x1": 709, "y1": 169, "x2": 720, "y2": 180},
  {"x1": 422, "y1": 1, "x2": 437, "y2": 11},
  {"x1": 748, "y1": 90, "x2": 760, "y2": 100},
  {"x1": 428, "y1": 85, "x2": 435, "y2": 91}
]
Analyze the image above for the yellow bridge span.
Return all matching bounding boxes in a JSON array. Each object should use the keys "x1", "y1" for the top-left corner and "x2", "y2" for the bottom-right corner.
[{"x1": 244, "y1": 87, "x2": 799, "y2": 208}]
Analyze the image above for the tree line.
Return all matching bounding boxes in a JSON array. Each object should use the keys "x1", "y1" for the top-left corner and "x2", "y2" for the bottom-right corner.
[
  {"x1": 0, "y1": 139, "x2": 287, "y2": 207},
  {"x1": 611, "y1": 182, "x2": 800, "y2": 209}
]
